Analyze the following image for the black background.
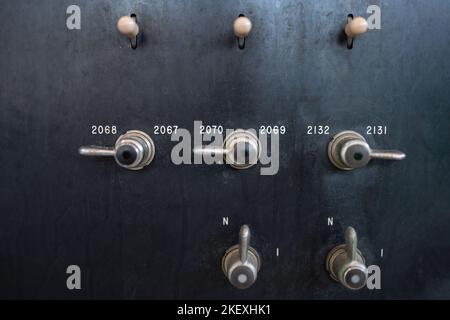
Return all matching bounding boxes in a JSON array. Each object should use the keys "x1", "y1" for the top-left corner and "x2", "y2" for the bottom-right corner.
[{"x1": 1, "y1": 0, "x2": 449, "y2": 299}]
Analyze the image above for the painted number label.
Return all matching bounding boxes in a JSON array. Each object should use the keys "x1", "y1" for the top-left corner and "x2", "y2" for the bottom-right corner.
[
  {"x1": 366, "y1": 126, "x2": 387, "y2": 135},
  {"x1": 91, "y1": 125, "x2": 117, "y2": 135},
  {"x1": 307, "y1": 125, "x2": 330, "y2": 135},
  {"x1": 199, "y1": 125, "x2": 224, "y2": 134}
]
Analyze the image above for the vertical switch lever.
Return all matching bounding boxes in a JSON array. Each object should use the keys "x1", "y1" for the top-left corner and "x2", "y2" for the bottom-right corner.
[
  {"x1": 117, "y1": 14, "x2": 139, "y2": 49},
  {"x1": 345, "y1": 15, "x2": 368, "y2": 49},
  {"x1": 326, "y1": 227, "x2": 368, "y2": 290},
  {"x1": 328, "y1": 131, "x2": 406, "y2": 170},
  {"x1": 233, "y1": 15, "x2": 252, "y2": 49},
  {"x1": 79, "y1": 130, "x2": 155, "y2": 170},
  {"x1": 222, "y1": 225, "x2": 261, "y2": 289}
]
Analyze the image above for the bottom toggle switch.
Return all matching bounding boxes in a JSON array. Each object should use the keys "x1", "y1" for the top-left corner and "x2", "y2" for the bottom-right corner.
[
  {"x1": 326, "y1": 227, "x2": 368, "y2": 290},
  {"x1": 222, "y1": 225, "x2": 261, "y2": 289}
]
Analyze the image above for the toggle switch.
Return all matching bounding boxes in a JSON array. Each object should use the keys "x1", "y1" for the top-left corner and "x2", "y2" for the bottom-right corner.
[
  {"x1": 233, "y1": 15, "x2": 252, "y2": 49},
  {"x1": 326, "y1": 227, "x2": 368, "y2": 290},
  {"x1": 224, "y1": 130, "x2": 260, "y2": 169},
  {"x1": 194, "y1": 129, "x2": 261, "y2": 170},
  {"x1": 79, "y1": 130, "x2": 155, "y2": 170},
  {"x1": 328, "y1": 130, "x2": 406, "y2": 170},
  {"x1": 117, "y1": 14, "x2": 139, "y2": 49},
  {"x1": 222, "y1": 225, "x2": 261, "y2": 289},
  {"x1": 345, "y1": 15, "x2": 368, "y2": 49}
]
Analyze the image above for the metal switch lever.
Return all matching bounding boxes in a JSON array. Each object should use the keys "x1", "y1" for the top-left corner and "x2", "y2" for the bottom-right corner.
[
  {"x1": 79, "y1": 130, "x2": 155, "y2": 170},
  {"x1": 222, "y1": 225, "x2": 261, "y2": 289},
  {"x1": 194, "y1": 129, "x2": 261, "y2": 169},
  {"x1": 117, "y1": 15, "x2": 139, "y2": 49},
  {"x1": 328, "y1": 131, "x2": 406, "y2": 170},
  {"x1": 326, "y1": 227, "x2": 368, "y2": 290}
]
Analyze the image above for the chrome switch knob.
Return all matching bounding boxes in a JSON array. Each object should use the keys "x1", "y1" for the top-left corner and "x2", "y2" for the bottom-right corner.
[
  {"x1": 222, "y1": 225, "x2": 261, "y2": 289},
  {"x1": 328, "y1": 131, "x2": 406, "y2": 170},
  {"x1": 79, "y1": 130, "x2": 155, "y2": 170},
  {"x1": 326, "y1": 227, "x2": 368, "y2": 290}
]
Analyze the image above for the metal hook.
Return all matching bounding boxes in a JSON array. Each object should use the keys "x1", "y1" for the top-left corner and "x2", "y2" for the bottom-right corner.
[{"x1": 130, "y1": 14, "x2": 138, "y2": 50}]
